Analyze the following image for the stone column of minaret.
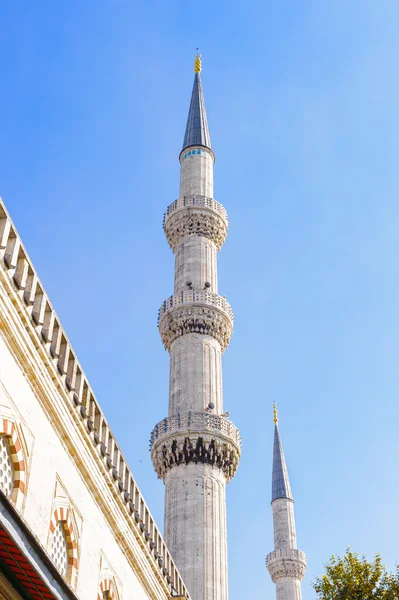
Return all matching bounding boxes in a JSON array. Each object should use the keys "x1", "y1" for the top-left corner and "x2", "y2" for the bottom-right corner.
[
  {"x1": 266, "y1": 405, "x2": 307, "y2": 600},
  {"x1": 150, "y1": 54, "x2": 241, "y2": 600}
]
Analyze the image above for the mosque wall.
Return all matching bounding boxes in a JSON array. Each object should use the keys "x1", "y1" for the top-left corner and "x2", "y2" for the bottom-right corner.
[{"x1": 0, "y1": 197, "x2": 189, "y2": 600}]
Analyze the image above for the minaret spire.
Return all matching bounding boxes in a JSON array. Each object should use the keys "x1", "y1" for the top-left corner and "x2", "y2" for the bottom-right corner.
[
  {"x1": 181, "y1": 52, "x2": 212, "y2": 154},
  {"x1": 151, "y1": 57, "x2": 240, "y2": 600},
  {"x1": 266, "y1": 408, "x2": 307, "y2": 600},
  {"x1": 272, "y1": 404, "x2": 293, "y2": 502}
]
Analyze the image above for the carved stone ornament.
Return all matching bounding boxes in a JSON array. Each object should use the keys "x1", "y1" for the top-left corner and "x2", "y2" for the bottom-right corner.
[
  {"x1": 151, "y1": 412, "x2": 241, "y2": 483},
  {"x1": 158, "y1": 292, "x2": 234, "y2": 352},
  {"x1": 151, "y1": 431, "x2": 240, "y2": 483},
  {"x1": 266, "y1": 549, "x2": 307, "y2": 582},
  {"x1": 163, "y1": 196, "x2": 229, "y2": 252}
]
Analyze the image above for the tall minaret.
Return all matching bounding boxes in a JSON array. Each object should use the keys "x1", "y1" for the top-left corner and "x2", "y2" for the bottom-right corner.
[
  {"x1": 150, "y1": 55, "x2": 241, "y2": 600},
  {"x1": 266, "y1": 405, "x2": 307, "y2": 600}
]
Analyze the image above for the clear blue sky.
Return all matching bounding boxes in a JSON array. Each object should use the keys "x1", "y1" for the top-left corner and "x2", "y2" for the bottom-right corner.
[{"x1": 1, "y1": 2, "x2": 399, "y2": 598}]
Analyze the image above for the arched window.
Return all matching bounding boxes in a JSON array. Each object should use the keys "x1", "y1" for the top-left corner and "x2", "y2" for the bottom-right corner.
[
  {"x1": 0, "y1": 435, "x2": 14, "y2": 498},
  {"x1": 49, "y1": 507, "x2": 78, "y2": 584},
  {"x1": 50, "y1": 520, "x2": 68, "y2": 578},
  {"x1": 98, "y1": 577, "x2": 118, "y2": 600},
  {"x1": 0, "y1": 420, "x2": 26, "y2": 509}
]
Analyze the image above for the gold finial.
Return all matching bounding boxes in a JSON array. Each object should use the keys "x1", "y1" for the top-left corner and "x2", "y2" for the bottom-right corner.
[
  {"x1": 273, "y1": 403, "x2": 278, "y2": 424},
  {"x1": 194, "y1": 49, "x2": 202, "y2": 73}
]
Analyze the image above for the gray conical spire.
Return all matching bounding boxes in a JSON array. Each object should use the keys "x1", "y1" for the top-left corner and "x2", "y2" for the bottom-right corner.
[
  {"x1": 272, "y1": 412, "x2": 293, "y2": 502},
  {"x1": 182, "y1": 69, "x2": 212, "y2": 153}
]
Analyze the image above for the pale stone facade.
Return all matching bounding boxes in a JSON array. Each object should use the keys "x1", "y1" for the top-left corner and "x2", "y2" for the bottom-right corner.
[{"x1": 0, "y1": 197, "x2": 189, "y2": 599}]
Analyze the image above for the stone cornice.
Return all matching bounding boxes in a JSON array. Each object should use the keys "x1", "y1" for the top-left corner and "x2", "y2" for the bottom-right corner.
[
  {"x1": 266, "y1": 549, "x2": 307, "y2": 583},
  {"x1": 164, "y1": 199, "x2": 228, "y2": 252},
  {"x1": 0, "y1": 199, "x2": 190, "y2": 600},
  {"x1": 150, "y1": 412, "x2": 241, "y2": 483},
  {"x1": 151, "y1": 413, "x2": 241, "y2": 448},
  {"x1": 158, "y1": 292, "x2": 233, "y2": 352},
  {"x1": 164, "y1": 196, "x2": 228, "y2": 228}
]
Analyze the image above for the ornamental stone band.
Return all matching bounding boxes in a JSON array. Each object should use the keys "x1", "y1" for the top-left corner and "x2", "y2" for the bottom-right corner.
[
  {"x1": 150, "y1": 412, "x2": 241, "y2": 482},
  {"x1": 158, "y1": 292, "x2": 234, "y2": 352},
  {"x1": 266, "y1": 549, "x2": 307, "y2": 583},
  {"x1": 163, "y1": 195, "x2": 229, "y2": 251}
]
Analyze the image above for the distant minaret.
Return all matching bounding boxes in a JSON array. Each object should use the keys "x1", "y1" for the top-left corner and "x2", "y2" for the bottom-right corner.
[
  {"x1": 266, "y1": 405, "x2": 307, "y2": 600},
  {"x1": 150, "y1": 54, "x2": 241, "y2": 600}
]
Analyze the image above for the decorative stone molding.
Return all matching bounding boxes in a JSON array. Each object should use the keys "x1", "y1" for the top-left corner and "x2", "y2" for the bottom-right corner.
[
  {"x1": 151, "y1": 413, "x2": 241, "y2": 447},
  {"x1": 159, "y1": 291, "x2": 233, "y2": 322},
  {"x1": 163, "y1": 196, "x2": 228, "y2": 251},
  {"x1": 49, "y1": 505, "x2": 79, "y2": 585},
  {"x1": 0, "y1": 419, "x2": 26, "y2": 510},
  {"x1": 164, "y1": 196, "x2": 228, "y2": 225},
  {"x1": 266, "y1": 549, "x2": 307, "y2": 583},
  {"x1": 98, "y1": 577, "x2": 118, "y2": 600},
  {"x1": 158, "y1": 291, "x2": 233, "y2": 352},
  {"x1": 150, "y1": 412, "x2": 241, "y2": 483},
  {"x1": 98, "y1": 552, "x2": 122, "y2": 600}
]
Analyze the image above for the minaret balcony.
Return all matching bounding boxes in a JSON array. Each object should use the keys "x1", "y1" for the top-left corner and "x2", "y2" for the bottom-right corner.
[
  {"x1": 150, "y1": 412, "x2": 241, "y2": 483},
  {"x1": 158, "y1": 291, "x2": 234, "y2": 351},
  {"x1": 163, "y1": 195, "x2": 229, "y2": 251},
  {"x1": 266, "y1": 549, "x2": 307, "y2": 582}
]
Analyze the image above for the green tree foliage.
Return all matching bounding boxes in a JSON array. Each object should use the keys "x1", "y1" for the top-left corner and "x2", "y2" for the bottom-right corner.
[{"x1": 313, "y1": 549, "x2": 399, "y2": 599}]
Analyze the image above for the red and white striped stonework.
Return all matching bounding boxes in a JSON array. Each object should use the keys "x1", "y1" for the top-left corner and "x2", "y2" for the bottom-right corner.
[
  {"x1": 49, "y1": 507, "x2": 78, "y2": 582},
  {"x1": 98, "y1": 577, "x2": 116, "y2": 600},
  {"x1": 1, "y1": 418, "x2": 26, "y2": 508}
]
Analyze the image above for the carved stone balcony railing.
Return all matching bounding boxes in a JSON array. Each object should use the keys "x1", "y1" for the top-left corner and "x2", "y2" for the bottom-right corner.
[
  {"x1": 158, "y1": 291, "x2": 233, "y2": 323},
  {"x1": 266, "y1": 549, "x2": 307, "y2": 582},
  {"x1": 164, "y1": 195, "x2": 228, "y2": 225},
  {"x1": 163, "y1": 195, "x2": 229, "y2": 251},
  {"x1": 150, "y1": 412, "x2": 242, "y2": 447},
  {"x1": 150, "y1": 412, "x2": 241, "y2": 483},
  {"x1": 158, "y1": 291, "x2": 234, "y2": 351}
]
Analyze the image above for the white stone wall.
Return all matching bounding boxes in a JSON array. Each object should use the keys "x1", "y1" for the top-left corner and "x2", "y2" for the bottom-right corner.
[
  {"x1": 164, "y1": 462, "x2": 228, "y2": 600},
  {"x1": 179, "y1": 151, "x2": 214, "y2": 198},
  {"x1": 0, "y1": 333, "x2": 155, "y2": 600},
  {"x1": 168, "y1": 334, "x2": 223, "y2": 415}
]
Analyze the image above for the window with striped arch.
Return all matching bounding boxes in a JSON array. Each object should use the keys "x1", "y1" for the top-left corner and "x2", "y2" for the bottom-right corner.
[
  {"x1": 0, "y1": 435, "x2": 14, "y2": 498},
  {"x1": 50, "y1": 520, "x2": 69, "y2": 578},
  {"x1": 48, "y1": 504, "x2": 79, "y2": 586},
  {"x1": 98, "y1": 575, "x2": 119, "y2": 600}
]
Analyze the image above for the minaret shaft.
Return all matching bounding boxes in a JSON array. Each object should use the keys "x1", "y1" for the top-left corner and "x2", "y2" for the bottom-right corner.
[
  {"x1": 168, "y1": 334, "x2": 223, "y2": 416},
  {"x1": 174, "y1": 239, "x2": 218, "y2": 294},
  {"x1": 163, "y1": 147, "x2": 228, "y2": 600},
  {"x1": 164, "y1": 463, "x2": 228, "y2": 600},
  {"x1": 151, "y1": 63, "x2": 240, "y2": 600},
  {"x1": 276, "y1": 579, "x2": 303, "y2": 600},
  {"x1": 272, "y1": 498, "x2": 297, "y2": 550},
  {"x1": 179, "y1": 150, "x2": 214, "y2": 197}
]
